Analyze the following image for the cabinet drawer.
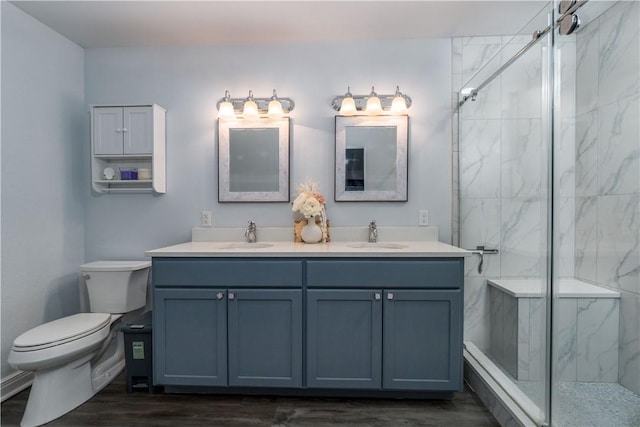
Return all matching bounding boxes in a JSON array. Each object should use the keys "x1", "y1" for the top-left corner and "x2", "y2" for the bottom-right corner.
[
  {"x1": 306, "y1": 258, "x2": 463, "y2": 289},
  {"x1": 153, "y1": 258, "x2": 303, "y2": 287}
]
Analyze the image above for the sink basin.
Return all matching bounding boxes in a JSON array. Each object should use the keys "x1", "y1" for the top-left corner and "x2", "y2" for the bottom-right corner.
[
  {"x1": 347, "y1": 242, "x2": 408, "y2": 249},
  {"x1": 218, "y1": 242, "x2": 274, "y2": 249}
]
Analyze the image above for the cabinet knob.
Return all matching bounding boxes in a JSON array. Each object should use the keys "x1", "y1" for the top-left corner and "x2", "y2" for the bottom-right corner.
[
  {"x1": 374, "y1": 293, "x2": 381, "y2": 300},
  {"x1": 216, "y1": 292, "x2": 224, "y2": 300},
  {"x1": 387, "y1": 293, "x2": 394, "y2": 300},
  {"x1": 228, "y1": 292, "x2": 235, "y2": 300},
  {"x1": 122, "y1": 128, "x2": 128, "y2": 132},
  {"x1": 116, "y1": 128, "x2": 122, "y2": 132}
]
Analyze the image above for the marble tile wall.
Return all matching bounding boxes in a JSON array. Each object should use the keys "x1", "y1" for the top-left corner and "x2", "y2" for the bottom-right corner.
[
  {"x1": 455, "y1": 33, "x2": 548, "y2": 354},
  {"x1": 573, "y1": 0, "x2": 640, "y2": 394},
  {"x1": 491, "y1": 287, "x2": 619, "y2": 383},
  {"x1": 455, "y1": 0, "x2": 639, "y2": 396},
  {"x1": 551, "y1": 297, "x2": 620, "y2": 383}
]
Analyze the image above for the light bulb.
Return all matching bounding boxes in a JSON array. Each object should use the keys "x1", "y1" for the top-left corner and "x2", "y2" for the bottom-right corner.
[
  {"x1": 217, "y1": 101, "x2": 235, "y2": 118},
  {"x1": 391, "y1": 86, "x2": 408, "y2": 114},
  {"x1": 217, "y1": 90, "x2": 236, "y2": 118},
  {"x1": 365, "y1": 86, "x2": 382, "y2": 115},
  {"x1": 339, "y1": 86, "x2": 356, "y2": 116},
  {"x1": 268, "y1": 89, "x2": 284, "y2": 117},
  {"x1": 242, "y1": 90, "x2": 259, "y2": 118},
  {"x1": 268, "y1": 100, "x2": 284, "y2": 117}
]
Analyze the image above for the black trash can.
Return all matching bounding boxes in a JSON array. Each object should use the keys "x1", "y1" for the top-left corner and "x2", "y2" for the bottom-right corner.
[{"x1": 123, "y1": 311, "x2": 154, "y2": 393}]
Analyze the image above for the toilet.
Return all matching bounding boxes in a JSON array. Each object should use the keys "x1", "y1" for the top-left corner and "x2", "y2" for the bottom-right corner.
[{"x1": 8, "y1": 260, "x2": 151, "y2": 427}]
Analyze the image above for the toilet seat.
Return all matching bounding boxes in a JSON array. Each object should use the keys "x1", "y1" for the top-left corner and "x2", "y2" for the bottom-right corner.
[
  {"x1": 8, "y1": 313, "x2": 113, "y2": 372},
  {"x1": 12, "y1": 313, "x2": 112, "y2": 352}
]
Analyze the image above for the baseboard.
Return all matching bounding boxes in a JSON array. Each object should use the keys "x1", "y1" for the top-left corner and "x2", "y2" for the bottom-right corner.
[{"x1": 1, "y1": 370, "x2": 33, "y2": 402}]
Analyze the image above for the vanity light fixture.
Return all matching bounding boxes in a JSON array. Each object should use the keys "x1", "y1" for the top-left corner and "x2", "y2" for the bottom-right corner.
[
  {"x1": 391, "y1": 86, "x2": 408, "y2": 114},
  {"x1": 242, "y1": 90, "x2": 259, "y2": 118},
  {"x1": 216, "y1": 89, "x2": 295, "y2": 119},
  {"x1": 365, "y1": 86, "x2": 382, "y2": 114},
  {"x1": 267, "y1": 89, "x2": 284, "y2": 118},
  {"x1": 339, "y1": 87, "x2": 357, "y2": 116},
  {"x1": 217, "y1": 90, "x2": 235, "y2": 119},
  {"x1": 331, "y1": 85, "x2": 412, "y2": 115}
]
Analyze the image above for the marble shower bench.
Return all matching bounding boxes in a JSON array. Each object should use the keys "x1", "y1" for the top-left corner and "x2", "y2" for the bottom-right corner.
[{"x1": 488, "y1": 278, "x2": 620, "y2": 382}]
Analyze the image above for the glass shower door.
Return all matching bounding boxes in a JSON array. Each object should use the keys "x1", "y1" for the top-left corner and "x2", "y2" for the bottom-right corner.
[
  {"x1": 456, "y1": 4, "x2": 553, "y2": 424},
  {"x1": 551, "y1": 1, "x2": 640, "y2": 425}
]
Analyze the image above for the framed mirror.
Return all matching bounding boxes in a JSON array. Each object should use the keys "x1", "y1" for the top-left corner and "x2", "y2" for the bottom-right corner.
[
  {"x1": 218, "y1": 118, "x2": 290, "y2": 202},
  {"x1": 335, "y1": 115, "x2": 408, "y2": 201}
]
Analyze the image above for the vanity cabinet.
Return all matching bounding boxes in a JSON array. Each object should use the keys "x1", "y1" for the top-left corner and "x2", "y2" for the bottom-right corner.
[
  {"x1": 90, "y1": 104, "x2": 166, "y2": 194},
  {"x1": 382, "y1": 289, "x2": 462, "y2": 390},
  {"x1": 305, "y1": 259, "x2": 463, "y2": 392},
  {"x1": 227, "y1": 289, "x2": 302, "y2": 388},
  {"x1": 306, "y1": 289, "x2": 382, "y2": 389},
  {"x1": 154, "y1": 288, "x2": 227, "y2": 386},
  {"x1": 152, "y1": 256, "x2": 464, "y2": 396},
  {"x1": 153, "y1": 259, "x2": 304, "y2": 388}
]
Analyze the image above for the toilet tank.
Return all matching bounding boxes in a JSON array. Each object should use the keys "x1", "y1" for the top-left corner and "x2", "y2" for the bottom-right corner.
[{"x1": 81, "y1": 261, "x2": 151, "y2": 313}]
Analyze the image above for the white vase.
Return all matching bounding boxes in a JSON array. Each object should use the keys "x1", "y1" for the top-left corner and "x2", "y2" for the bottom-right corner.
[{"x1": 301, "y1": 219, "x2": 323, "y2": 243}]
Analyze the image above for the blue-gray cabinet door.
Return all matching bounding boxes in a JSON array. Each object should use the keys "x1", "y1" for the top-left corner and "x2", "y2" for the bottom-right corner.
[
  {"x1": 154, "y1": 288, "x2": 227, "y2": 386},
  {"x1": 227, "y1": 289, "x2": 302, "y2": 388},
  {"x1": 306, "y1": 289, "x2": 383, "y2": 389},
  {"x1": 383, "y1": 289, "x2": 462, "y2": 391}
]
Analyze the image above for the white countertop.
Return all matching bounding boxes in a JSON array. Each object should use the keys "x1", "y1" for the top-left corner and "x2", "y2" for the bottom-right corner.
[
  {"x1": 488, "y1": 278, "x2": 620, "y2": 298},
  {"x1": 145, "y1": 240, "x2": 470, "y2": 258}
]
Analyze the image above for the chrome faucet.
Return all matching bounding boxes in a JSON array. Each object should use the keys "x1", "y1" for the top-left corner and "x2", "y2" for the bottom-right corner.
[
  {"x1": 368, "y1": 220, "x2": 378, "y2": 243},
  {"x1": 245, "y1": 221, "x2": 257, "y2": 243}
]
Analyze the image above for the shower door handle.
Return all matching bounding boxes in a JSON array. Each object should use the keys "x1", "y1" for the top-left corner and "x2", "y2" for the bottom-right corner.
[{"x1": 465, "y1": 246, "x2": 499, "y2": 274}]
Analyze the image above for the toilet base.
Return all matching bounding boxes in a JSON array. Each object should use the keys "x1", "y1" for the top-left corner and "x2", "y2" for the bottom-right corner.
[{"x1": 19, "y1": 333, "x2": 124, "y2": 427}]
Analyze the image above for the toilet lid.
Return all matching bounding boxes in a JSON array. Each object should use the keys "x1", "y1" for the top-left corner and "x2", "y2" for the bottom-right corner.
[
  {"x1": 80, "y1": 260, "x2": 151, "y2": 272},
  {"x1": 13, "y1": 313, "x2": 111, "y2": 349}
]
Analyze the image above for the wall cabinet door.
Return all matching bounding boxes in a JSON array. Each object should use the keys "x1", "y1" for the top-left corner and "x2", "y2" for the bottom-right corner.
[
  {"x1": 383, "y1": 290, "x2": 462, "y2": 391},
  {"x1": 227, "y1": 289, "x2": 302, "y2": 388},
  {"x1": 306, "y1": 289, "x2": 382, "y2": 389},
  {"x1": 123, "y1": 106, "x2": 153, "y2": 154},
  {"x1": 93, "y1": 107, "x2": 123, "y2": 155},
  {"x1": 154, "y1": 288, "x2": 227, "y2": 386},
  {"x1": 93, "y1": 106, "x2": 152, "y2": 155}
]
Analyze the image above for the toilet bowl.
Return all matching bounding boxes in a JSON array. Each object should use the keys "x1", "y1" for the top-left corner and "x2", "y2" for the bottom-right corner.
[{"x1": 8, "y1": 260, "x2": 151, "y2": 427}]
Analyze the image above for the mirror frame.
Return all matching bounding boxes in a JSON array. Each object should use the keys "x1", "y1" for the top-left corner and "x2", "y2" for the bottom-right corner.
[
  {"x1": 335, "y1": 115, "x2": 408, "y2": 202},
  {"x1": 218, "y1": 117, "x2": 290, "y2": 202}
]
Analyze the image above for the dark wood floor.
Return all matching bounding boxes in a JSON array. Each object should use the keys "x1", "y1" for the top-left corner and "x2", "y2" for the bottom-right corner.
[{"x1": 2, "y1": 373, "x2": 498, "y2": 426}]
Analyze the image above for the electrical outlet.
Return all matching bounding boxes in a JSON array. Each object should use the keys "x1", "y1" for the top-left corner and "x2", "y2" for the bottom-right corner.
[
  {"x1": 201, "y1": 211, "x2": 212, "y2": 227},
  {"x1": 418, "y1": 210, "x2": 429, "y2": 226}
]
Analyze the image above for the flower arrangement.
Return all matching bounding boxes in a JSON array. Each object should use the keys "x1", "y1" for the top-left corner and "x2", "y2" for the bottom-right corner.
[{"x1": 292, "y1": 180, "x2": 327, "y2": 243}]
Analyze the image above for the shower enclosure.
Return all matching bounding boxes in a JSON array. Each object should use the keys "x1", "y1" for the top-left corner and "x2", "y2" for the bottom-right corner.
[{"x1": 454, "y1": 1, "x2": 640, "y2": 426}]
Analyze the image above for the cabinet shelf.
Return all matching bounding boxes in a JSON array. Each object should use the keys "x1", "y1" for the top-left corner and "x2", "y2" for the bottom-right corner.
[
  {"x1": 94, "y1": 179, "x2": 153, "y2": 184},
  {"x1": 94, "y1": 154, "x2": 152, "y2": 160}
]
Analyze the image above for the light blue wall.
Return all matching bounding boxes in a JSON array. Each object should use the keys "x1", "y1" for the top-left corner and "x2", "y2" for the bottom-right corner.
[
  {"x1": 0, "y1": 2, "x2": 85, "y2": 377},
  {"x1": 84, "y1": 39, "x2": 453, "y2": 261},
  {"x1": 0, "y1": 8, "x2": 454, "y2": 379}
]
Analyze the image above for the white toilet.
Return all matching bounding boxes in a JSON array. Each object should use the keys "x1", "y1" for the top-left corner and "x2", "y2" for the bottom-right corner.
[{"x1": 8, "y1": 260, "x2": 151, "y2": 427}]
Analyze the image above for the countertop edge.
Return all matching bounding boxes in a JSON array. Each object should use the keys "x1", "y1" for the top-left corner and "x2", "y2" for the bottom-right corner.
[{"x1": 145, "y1": 241, "x2": 471, "y2": 258}]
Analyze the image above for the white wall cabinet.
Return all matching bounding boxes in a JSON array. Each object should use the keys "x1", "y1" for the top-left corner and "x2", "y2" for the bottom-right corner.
[{"x1": 91, "y1": 104, "x2": 166, "y2": 193}]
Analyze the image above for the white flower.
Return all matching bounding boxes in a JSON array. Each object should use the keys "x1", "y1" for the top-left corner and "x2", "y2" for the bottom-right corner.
[
  {"x1": 291, "y1": 193, "x2": 307, "y2": 213},
  {"x1": 300, "y1": 197, "x2": 322, "y2": 218},
  {"x1": 292, "y1": 179, "x2": 326, "y2": 219}
]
